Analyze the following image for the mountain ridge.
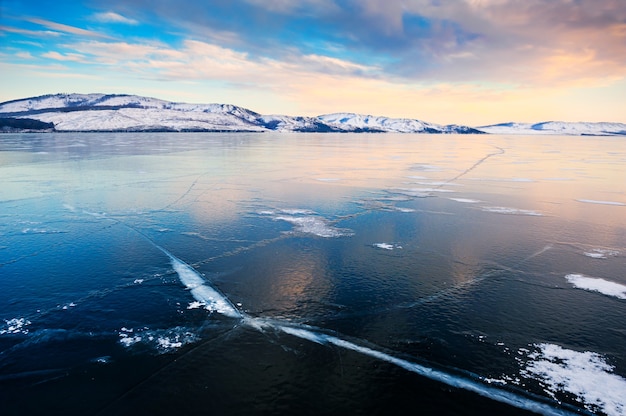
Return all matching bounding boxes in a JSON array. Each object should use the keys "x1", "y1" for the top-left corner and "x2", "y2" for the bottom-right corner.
[
  {"x1": 1, "y1": 93, "x2": 625, "y2": 135},
  {"x1": 0, "y1": 93, "x2": 483, "y2": 134}
]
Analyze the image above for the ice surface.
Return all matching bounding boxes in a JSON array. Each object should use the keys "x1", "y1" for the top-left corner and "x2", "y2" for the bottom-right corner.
[
  {"x1": 576, "y1": 199, "x2": 625, "y2": 206},
  {"x1": 522, "y1": 343, "x2": 626, "y2": 416},
  {"x1": 278, "y1": 325, "x2": 571, "y2": 415},
  {"x1": 481, "y1": 206, "x2": 544, "y2": 216},
  {"x1": 565, "y1": 274, "x2": 626, "y2": 299}
]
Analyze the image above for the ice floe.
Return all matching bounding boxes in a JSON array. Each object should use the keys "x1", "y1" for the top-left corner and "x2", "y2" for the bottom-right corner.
[
  {"x1": 565, "y1": 274, "x2": 626, "y2": 299},
  {"x1": 521, "y1": 343, "x2": 626, "y2": 416}
]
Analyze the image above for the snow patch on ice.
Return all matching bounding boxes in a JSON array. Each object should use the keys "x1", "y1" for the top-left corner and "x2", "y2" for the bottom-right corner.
[
  {"x1": 449, "y1": 198, "x2": 481, "y2": 204},
  {"x1": 410, "y1": 181, "x2": 463, "y2": 187},
  {"x1": 21, "y1": 228, "x2": 67, "y2": 234},
  {"x1": 576, "y1": 199, "x2": 625, "y2": 206},
  {"x1": 394, "y1": 187, "x2": 456, "y2": 194},
  {"x1": 583, "y1": 249, "x2": 620, "y2": 259},
  {"x1": 565, "y1": 274, "x2": 626, "y2": 299},
  {"x1": 118, "y1": 327, "x2": 198, "y2": 352},
  {"x1": 0, "y1": 318, "x2": 31, "y2": 335},
  {"x1": 170, "y1": 256, "x2": 242, "y2": 318},
  {"x1": 409, "y1": 164, "x2": 443, "y2": 172},
  {"x1": 274, "y1": 216, "x2": 353, "y2": 238},
  {"x1": 187, "y1": 301, "x2": 205, "y2": 310},
  {"x1": 118, "y1": 327, "x2": 141, "y2": 347},
  {"x1": 481, "y1": 206, "x2": 543, "y2": 216},
  {"x1": 521, "y1": 343, "x2": 626, "y2": 416},
  {"x1": 148, "y1": 245, "x2": 242, "y2": 319},
  {"x1": 393, "y1": 207, "x2": 415, "y2": 213},
  {"x1": 373, "y1": 243, "x2": 402, "y2": 250},
  {"x1": 261, "y1": 208, "x2": 352, "y2": 238},
  {"x1": 278, "y1": 208, "x2": 317, "y2": 215}
]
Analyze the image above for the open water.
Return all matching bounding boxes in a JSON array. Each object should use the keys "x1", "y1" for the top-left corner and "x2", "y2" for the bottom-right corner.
[{"x1": 0, "y1": 133, "x2": 625, "y2": 415}]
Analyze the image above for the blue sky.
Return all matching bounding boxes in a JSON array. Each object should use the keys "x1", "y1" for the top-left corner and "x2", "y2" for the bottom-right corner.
[{"x1": 1, "y1": 0, "x2": 625, "y2": 124}]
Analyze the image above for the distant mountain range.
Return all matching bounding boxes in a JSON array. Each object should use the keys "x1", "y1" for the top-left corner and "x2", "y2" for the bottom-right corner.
[{"x1": 1, "y1": 93, "x2": 625, "y2": 135}]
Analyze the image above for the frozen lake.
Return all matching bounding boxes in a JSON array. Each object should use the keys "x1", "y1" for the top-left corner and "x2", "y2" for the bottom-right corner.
[{"x1": 1, "y1": 133, "x2": 625, "y2": 415}]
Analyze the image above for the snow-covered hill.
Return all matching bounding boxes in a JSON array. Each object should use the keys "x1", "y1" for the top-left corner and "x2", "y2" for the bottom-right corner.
[
  {"x1": 0, "y1": 93, "x2": 481, "y2": 133},
  {"x1": 2, "y1": 94, "x2": 624, "y2": 135},
  {"x1": 479, "y1": 121, "x2": 626, "y2": 136}
]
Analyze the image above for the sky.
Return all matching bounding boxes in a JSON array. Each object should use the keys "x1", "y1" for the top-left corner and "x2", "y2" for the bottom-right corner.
[{"x1": 1, "y1": 0, "x2": 625, "y2": 125}]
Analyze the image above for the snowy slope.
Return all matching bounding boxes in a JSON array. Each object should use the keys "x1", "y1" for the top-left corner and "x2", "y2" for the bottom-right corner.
[
  {"x1": 318, "y1": 113, "x2": 439, "y2": 133},
  {"x1": 0, "y1": 93, "x2": 484, "y2": 133},
  {"x1": 3, "y1": 93, "x2": 623, "y2": 135},
  {"x1": 27, "y1": 108, "x2": 266, "y2": 132},
  {"x1": 479, "y1": 121, "x2": 626, "y2": 136}
]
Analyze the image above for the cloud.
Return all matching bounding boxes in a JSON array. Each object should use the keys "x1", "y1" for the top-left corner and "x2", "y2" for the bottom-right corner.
[
  {"x1": 27, "y1": 18, "x2": 110, "y2": 39},
  {"x1": 42, "y1": 51, "x2": 87, "y2": 62},
  {"x1": 0, "y1": 25, "x2": 61, "y2": 37},
  {"x1": 92, "y1": 0, "x2": 626, "y2": 88},
  {"x1": 92, "y1": 12, "x2": 138, "y2": 25}
]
